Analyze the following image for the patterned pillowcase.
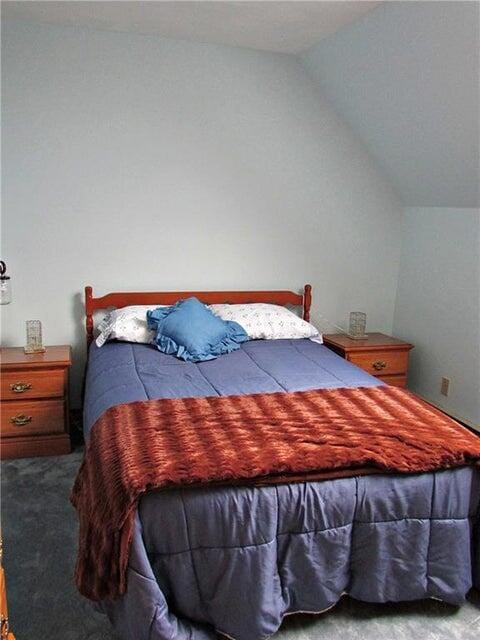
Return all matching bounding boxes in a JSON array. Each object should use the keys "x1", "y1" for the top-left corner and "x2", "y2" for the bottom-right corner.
[
  {"x1": 96, "y1": 305, "x2": 165, "y2": 347},
  {"x1": 209, "y1": 303, "x2": 320, "y2": 341}
]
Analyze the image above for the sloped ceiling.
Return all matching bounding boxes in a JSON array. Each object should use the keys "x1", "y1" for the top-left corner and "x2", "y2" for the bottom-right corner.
[
  {"x1": 301, "y1": 1, "x2": 479, "y2": 207},
  {"x1": 1, "y1": 1, "x2": 381, "y2": 54}
]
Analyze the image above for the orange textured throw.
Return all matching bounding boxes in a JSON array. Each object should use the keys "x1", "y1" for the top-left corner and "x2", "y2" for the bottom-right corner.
[{"x1": 71, "y1": 385, "x2": 480, "y2": 601}]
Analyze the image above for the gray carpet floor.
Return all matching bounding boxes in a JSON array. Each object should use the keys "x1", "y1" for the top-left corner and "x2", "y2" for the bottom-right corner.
[{"x1": 2, "y1": 449, "x2": 480, "y2": 640}]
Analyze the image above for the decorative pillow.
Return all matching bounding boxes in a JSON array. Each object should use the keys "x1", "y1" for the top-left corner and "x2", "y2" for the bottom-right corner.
[
  {"x1": 147, "y1": 297, "x2": 249, "y2": 362},
  {"x1": 209, "y1": 303, "x2": 320, "y2": 341},
  {"x1": 96, "y1": 305, "x2": 163, "y2": 347}
]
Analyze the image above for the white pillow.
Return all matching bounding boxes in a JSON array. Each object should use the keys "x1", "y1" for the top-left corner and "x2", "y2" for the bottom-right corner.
[
  {"x1": 209, "y1": 303, "x2": 319, "y2": 341},
  {"x1": 95, "y1": 305, "x2": 163, "y2": 347}
]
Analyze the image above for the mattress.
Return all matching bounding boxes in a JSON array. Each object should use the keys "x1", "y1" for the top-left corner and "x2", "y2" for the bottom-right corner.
[{"x1": 82, "y1": 339, "x2": 480, "y2": 640}]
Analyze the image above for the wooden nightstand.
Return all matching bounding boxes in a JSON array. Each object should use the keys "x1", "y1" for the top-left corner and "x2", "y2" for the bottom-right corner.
[
  {"x1": 0, "y1": 346, "x2": 72, "y2": 459},
  {"x1": 323, "y1": 333, "x2": 414, "y2": 388}
]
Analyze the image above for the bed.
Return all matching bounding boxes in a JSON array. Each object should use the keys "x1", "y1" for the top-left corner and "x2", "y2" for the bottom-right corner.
[{"x1": 79, "y1": 285, "x2": 480, "y2": 640}]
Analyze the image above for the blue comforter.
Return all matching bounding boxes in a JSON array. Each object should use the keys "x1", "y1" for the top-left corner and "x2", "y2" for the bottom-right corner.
[{"x1": 83, "y1": 340, "x2": 480, "y2": 640}]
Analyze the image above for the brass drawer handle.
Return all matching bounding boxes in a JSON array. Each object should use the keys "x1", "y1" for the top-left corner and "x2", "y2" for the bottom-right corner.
[
  {"x1": 372, "y1": 361, "x2": 387, "y2": 371},
  {"x1": 10, "y1": 414, "x2": 33, "y2": 426},
  {"x1": 10, "y1": 382, "x2": 32, "y2": 393}
]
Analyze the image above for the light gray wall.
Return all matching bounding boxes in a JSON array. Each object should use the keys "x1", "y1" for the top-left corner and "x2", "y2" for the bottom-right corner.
[
  {"x1": 1, "y1": 21, "x2": 403, "y2": 405},
  {"x1": 301, "y1": 1, "x2": 480, "y2": 207},
  {"x1": 393, "y1": 208, "x2": 480, "y2": 427},
  {"x1": 300, "y1": 0, "x2": 480, "y2": 425}
]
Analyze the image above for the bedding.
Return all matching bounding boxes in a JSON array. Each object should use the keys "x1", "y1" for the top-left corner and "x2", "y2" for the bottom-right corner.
[
  {"x1": 80, "y1": 340, "x2": 480, "y2": 640},
  {"x1": 209, "y1": 302, "x2": 319, "y2": 340},
  {"x1": 83, "y1": 339, "x2": 382, "y2": 437},
  {"x1": 95, "y1": 304, "x2": 161, "y2": 346},
  {"x1": 73, "y1": 385, "x2": 480, "y2": 601},
  {"x1": 95, "y1": 301, "x2": 319, "y2": 349},
  {"x1": 147, "y1": 297, "x2": 249, "y2": 361}
]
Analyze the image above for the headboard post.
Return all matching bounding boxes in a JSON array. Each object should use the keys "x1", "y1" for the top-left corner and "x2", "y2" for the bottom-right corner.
[
  {"x1": 303, "y1": 284, "x2": 312, "y2": 322},
  {"x1": 85, "y1": 286, "x2": 94, "y2": 348}
]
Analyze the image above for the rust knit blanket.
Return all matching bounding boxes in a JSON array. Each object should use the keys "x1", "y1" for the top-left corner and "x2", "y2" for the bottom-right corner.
[{"x1": 71, "y1": 385, "x2": 480, "y2": 601}]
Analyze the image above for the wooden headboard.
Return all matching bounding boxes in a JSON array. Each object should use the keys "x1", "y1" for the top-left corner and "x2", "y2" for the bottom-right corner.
[{"x1": 85, "y1": 284, "x2": 312, "y2": 347}]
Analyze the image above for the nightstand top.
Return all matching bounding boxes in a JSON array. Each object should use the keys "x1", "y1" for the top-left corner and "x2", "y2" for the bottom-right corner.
[
  {"x1": 323, "y1": 333, "x2": 413, "y2": 352},
  {"x1": 0, "y1": 345, "x2": 72, "y2": 369}
]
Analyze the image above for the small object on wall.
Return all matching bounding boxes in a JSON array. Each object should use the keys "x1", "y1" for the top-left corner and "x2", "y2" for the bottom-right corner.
[
  {"x1": 440, "y1": 376, "x2": 450, "y2": 396},
  {"x1": 24, "y1": 320, "x2": 45, "y2": 354},
  {"x1": 348, "y1": 311, "x2": 367, "y2": 340},
  {"x1": 0, "y1": 261, "x2": 12, "y2": 305}
]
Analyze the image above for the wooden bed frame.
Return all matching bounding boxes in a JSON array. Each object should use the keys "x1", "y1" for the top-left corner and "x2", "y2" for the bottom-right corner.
[{"x1": 85, "y1": 284, "x2": 312, "y2": 347}]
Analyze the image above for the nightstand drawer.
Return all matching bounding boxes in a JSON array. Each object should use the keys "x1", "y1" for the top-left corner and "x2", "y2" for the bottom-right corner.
[
  {"x1": 379, "y1": 374, "x2": 407, "y2": 388},
  {"x1": 348, "y1": 351, "x2": 409, "y2": 376},
  {"x1": 1, "y1": 400, "x2": 65, "y2": 438},
  {"x1": 1, "y1": 368, "x2": 65, "y2": 400}
]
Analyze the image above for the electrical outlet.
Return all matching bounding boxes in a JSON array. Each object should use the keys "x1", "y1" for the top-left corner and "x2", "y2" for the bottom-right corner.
[{"x1": 440, "y1": 377, "x2": 450, "y2": 396}]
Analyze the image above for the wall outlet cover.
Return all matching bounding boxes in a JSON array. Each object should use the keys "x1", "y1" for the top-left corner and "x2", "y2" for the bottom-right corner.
[{"x1": 441, "y1": 377, "x2": 450, "y2": 396}]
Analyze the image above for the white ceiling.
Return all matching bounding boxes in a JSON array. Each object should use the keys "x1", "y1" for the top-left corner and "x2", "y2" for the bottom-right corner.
[{"x1": 1, "y1": 1, "x2": 381, "y2": 54}]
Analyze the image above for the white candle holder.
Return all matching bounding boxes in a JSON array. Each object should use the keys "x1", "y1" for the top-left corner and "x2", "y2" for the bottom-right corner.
[
  {"x1": 348, "y1": 311, "x2": 367, "y2": 340},
  {"x1": 25, "y1": 320, "x2": 46, "y2": 354}
]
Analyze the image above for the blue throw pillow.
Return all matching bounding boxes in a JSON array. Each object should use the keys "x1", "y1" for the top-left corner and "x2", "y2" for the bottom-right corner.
[{"x1": 147, "y1": 297, "x2": 249, "y2": 362}]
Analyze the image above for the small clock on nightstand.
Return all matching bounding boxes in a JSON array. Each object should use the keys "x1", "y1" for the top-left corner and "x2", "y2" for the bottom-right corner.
[
  {"x1": 0, "y1": 345, "x2": 72, "y2": 459},
  {"x1": 323, "y1": 333, "x2": 414, "y2": 388}
]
